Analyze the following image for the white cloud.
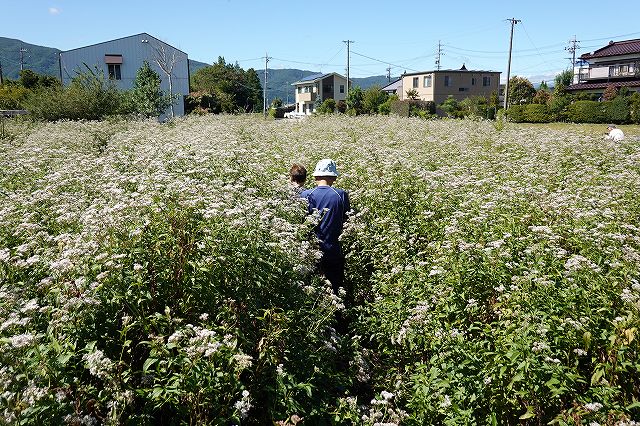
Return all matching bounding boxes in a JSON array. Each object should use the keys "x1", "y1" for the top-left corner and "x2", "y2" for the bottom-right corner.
[{"x1": 49, "y1": 7, "x2": 60, "y2": 15}]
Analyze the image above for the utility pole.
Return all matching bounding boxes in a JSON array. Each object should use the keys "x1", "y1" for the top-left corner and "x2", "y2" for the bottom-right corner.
[
  {"x1": 565, "y1": 35, "x2": 581, "y2": 82},
  {"x1": 343, "y1": 40, "x2": 354, "y2": 97},
  {"x1": 435, "y1": 40, "x2": 444, "y2": 70},
  {"x1": 20, "y1": 47, "x2": 27, "y2": 71},
  {"x1": 0, "y1": 58, "x2": 4, "y2": 85},
  {"x1": 503, "y1": 18, "x2": 521, "y2": 110},
  {"x1": 263, "y1": 53, "x2": 270, "y2": 119},
  {"x1": 386, "y1": 66, "x2": 391, "y2": 82}
]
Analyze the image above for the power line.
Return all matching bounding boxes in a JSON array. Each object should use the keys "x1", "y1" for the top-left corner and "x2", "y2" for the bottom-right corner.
[{"x1": 351, "y1": 50, "x2": 421, "y2": 73}]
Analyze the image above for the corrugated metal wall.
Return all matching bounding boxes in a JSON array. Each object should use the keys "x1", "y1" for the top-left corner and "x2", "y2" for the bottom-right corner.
[{"x1": 59, "y1": 33, "x2": 188, "y2": 116}]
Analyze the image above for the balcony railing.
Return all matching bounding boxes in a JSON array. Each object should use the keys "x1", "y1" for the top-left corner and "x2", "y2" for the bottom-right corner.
[{"x1": 577, "y1": 63, "x2": 640, "y2": 82}]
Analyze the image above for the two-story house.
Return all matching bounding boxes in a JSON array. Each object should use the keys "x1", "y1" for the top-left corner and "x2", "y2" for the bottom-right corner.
[
  {"x1": 399, "y1": 65, "x2": 500, "y2": 105},
  {"x1": 292, "y1": 72, "x2": 348, "y2": 114},
  {"x1": 568, "y1": 38, "x2": 640, "y2": 97}
]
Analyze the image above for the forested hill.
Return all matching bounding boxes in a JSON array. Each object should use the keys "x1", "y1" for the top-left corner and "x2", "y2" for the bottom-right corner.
[{"x1": 0, "y1": 37, "x2": 61, "y2": 79}]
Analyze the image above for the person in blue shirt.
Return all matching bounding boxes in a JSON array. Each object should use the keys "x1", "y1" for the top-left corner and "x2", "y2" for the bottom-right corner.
[{"x1": 301, "y1": 159, "x2": 350, "y2": 294}]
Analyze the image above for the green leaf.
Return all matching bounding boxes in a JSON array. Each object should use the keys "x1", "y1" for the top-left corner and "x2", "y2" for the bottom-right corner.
[
  {"x1": 143, "y1": 357, "x2": 158, "y2": 373},
  {"x1": 519, "y1": 406, "x2": 535, "y2": 419},
  {"x1": 591, "y1": 367, "x2": 605, "y2": 385}
]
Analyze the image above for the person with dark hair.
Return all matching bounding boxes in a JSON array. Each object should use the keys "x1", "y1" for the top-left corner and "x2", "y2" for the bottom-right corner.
[
  {"x1": 301, "y1": 159, "x2": 350, "y2": 294},
  {"x1": 289, "y1": 163, "x2": 307, "y2": 195}
]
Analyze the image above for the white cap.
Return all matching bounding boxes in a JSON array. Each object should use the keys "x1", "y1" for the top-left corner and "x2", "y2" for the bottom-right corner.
[{"x1": 312, "y1": 158, "x2": 339, "y2": 177}]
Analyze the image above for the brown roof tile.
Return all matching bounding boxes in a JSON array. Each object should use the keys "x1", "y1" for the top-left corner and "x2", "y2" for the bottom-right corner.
[
  {"x1": 566, "y1": 79, "x2": 640, "y2": 91},
  {"x1": 581, "y1": 39, "x2": 640, "y2": 59}
]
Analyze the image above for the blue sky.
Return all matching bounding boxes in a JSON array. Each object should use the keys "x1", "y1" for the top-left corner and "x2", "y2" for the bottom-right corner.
[{"x1": 4, "y1": 0, "x2": 640, "y2": 83}]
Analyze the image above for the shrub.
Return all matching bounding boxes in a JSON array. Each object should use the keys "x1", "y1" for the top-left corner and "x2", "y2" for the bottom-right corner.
[
  {"x1": 523, "y1": 103, "x2": 551, "y2": 123},
  {"x1": 24, "y1": 67, "x2": 126, "y2": 121},
  {"x1": 389, "y1": 99, "x2": 435, "y2": 117},
  {"x1": 567, "y1": 100, "x2": 606, "y2": 123},
  {"x1": 336, "y1": 100, "x2": 347, "y2": 114},
  {"x1": 362, "y1": 86, "x2": 388, "y2": 114},
  {"x1": 630, "y1": 92, "x2": 640, "y2": 124},
  {"x1": 185, "y1": 91, "x2": 220, "y2": 114},
  {"x1": 505, "y1": 104, "x2": 526, "y2": 122},
  {"x1": 548, "y1": 94, "x2": 572, "y2": 122},
  {"x1": 317, "y1": 98, "x2": 336, "y2": 114},
  {"x1": 458, "y1": 96, "x2": 489, "y2": 119},
  {"x1": 605, "y1": 96, "x2": 630, "y2": 124},
  {"x1": 0, "y1": 84, "x2": 31, "y2": 110},
  {"x1": 439, "y1": 96, "x2": 460, "y2": 118}
]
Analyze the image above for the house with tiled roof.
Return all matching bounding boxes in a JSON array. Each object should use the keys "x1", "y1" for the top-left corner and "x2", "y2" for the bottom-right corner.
[
  {"x1": 567, "y1": 39, "x2": 640, "y2": 96},
  {"x1": 291, "y1": 72, "x2": 348, "y2": 114}
]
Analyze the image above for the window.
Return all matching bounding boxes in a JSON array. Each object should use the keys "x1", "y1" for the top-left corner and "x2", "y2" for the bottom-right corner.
[
  {"x1": 297, "y1": 87, "x2": 302, "y2": 94},
  {"x1": 483, "y1": 76, "x2": 491, "y2": 86},
  {"x1": 108, "y1": 64, "x2": 121, "y2": 80},
  {"x1": 423, "y1": 75, "x2": 432, "y2": 87},
  {"x1": 339, "y1": 84, "x2": 344, "y2": 93},
  {"x1": 413, "y1": 77, "x2": 419, "y2": 88},
  {"x1": 459, "y1": 87, "x2": 469, "y2": 92},
  {"x1": 303, "y1": 104, "x2": 307, "y2": 113},
  {"x1": 471, "y1": 77, "x2": 476, "y2": 86},
  {"x1": 444, "y1": 76, "x2": 452, "y2": 87}
]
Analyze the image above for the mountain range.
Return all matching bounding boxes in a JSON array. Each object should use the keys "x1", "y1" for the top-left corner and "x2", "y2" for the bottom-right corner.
[{"x1": 1, "y1": 37, "x2": 390, "y2": 102}]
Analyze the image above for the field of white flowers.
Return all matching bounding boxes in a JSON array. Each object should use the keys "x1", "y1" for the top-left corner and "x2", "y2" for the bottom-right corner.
[{"x1": 1, "y1": 115, "x2": 639, "y2": 425}]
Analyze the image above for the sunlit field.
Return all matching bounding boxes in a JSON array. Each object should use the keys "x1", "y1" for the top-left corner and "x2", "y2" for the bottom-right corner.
[{"x1": 1, "y1": 115, "x2": 639, "y2": 425}]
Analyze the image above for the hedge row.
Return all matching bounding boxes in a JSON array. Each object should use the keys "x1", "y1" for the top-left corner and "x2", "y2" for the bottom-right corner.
[{"x1": 507, "y1": 95, "x2": 640, "y2": 124}]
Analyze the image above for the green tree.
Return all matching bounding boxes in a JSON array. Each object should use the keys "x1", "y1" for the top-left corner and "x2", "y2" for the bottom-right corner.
[
  {"x1": 362, "y1": 85, "x2": 389, "y2": 114},
  {"x1": 439, "y1": 95, "x2": 459, "y2": 117},
  {"x1": 507, "y1": 76, "x2": 536, "y2": 106},
  {"x1": 539, "y1": 80, "x2": 549, "y2": 91},
  {"x1": 19, "y1": 70, "x2": 40, "y2": 90},
  {"x1": 191, "y1": 57, "x2": 263, "y2": 113},
  {"x1": 127, "y1": 61, "x2": 171, "y2": 118},
  {"x1": 554, "y1": 70, "x2": 573, "y2": 89},
  {"x1": 458, "y1": 96, "x2": 488, "y2": 118},
  {"x1": 532, "y1": 89, "x2": 551, "y2": 105},
  {"x1": 346, "y1": 86, "x2": 364, "y2": 115}
]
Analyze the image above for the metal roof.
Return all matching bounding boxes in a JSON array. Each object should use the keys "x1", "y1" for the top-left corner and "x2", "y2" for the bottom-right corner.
[
  {"x1": 292, "y1": 72, "x2": 346, "y2": 85},
  {"x1": 60, "y1": 32, "x2": 188, "y2": 56}
]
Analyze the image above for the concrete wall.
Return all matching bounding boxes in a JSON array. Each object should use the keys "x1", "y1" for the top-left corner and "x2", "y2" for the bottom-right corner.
[{"x1": 59, "y1": 33, "x2": 189, "y2": 116}]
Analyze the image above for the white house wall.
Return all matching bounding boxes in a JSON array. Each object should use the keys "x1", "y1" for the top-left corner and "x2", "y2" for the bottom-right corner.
[{"x1": 59, "y1": 34, "x2": 189, "y2": 116}]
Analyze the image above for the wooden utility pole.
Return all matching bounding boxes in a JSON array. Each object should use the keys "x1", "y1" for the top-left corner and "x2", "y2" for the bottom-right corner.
[
  {"x1": 503, "y1": 18, "x2": 521, "y2": 110},
  {"x1": 343, "y1": 40, "x2": 354, "y2": 97}
]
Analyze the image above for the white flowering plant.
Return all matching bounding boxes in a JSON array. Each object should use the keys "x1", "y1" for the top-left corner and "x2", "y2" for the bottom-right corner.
[{"x1": 1, "y1": 115, "x2": 639, "y2": 424}]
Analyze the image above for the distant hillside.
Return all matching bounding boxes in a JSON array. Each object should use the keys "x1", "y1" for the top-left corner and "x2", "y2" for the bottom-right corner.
[{"x1": 0, "y1": 37, "x2": 60, "y2": 79}]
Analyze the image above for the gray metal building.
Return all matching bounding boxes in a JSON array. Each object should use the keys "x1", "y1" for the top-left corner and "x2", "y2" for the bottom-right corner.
[{"x1": 59, "y1": 32, "x2": 189, "y2": 117}]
